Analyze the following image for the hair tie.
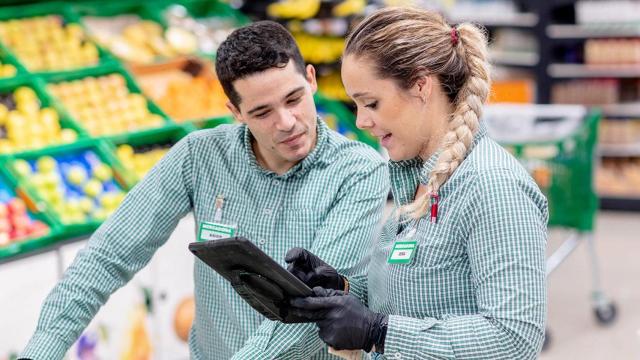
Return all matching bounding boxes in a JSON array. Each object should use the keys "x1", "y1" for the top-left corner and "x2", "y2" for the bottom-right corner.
[{"x1": 450, "y1": 28, "x2": 459, "y2": 46}]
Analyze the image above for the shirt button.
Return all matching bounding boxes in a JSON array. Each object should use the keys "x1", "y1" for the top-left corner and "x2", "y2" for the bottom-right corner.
[
  {"x1": 263, "y1": 208, "x2": 273, "y2": 216},
  {"x1": 272, "y1": 180, "x2": 280, "y2": 186},
  {"x1": 394, "y1": 353, "x2": 402, "y2": 359},
  {"x1": 258, "y1": 239, "x2": 267, "y2": 245}
]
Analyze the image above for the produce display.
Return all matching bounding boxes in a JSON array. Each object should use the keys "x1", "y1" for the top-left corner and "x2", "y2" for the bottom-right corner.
[
  {"x1": 0, "y1": 86, "x2": 78, "y2": 153},
  {"x1": 11, "y1": 151, "x2": 127, "y2": 225},
  {"x1": 48, "y1": 73, "x2": 166, "y2": 136},
  {"x1": 133, "y1": 58, "x2": 229, "y2": 122},
  {"x1": 0, "y1": 1, "x2": 371, "y2": 260},
  {"x1": 0, "y1": 183, "x2": 50, "y2": 247},
  {"x1": 116, "y1": 143, "x2": 169, "y2": 180},
  {"x1": 83, "y1": 15, "x2": 197, "y2": 64},
  {"x1": 0, "y1": 15, "x2": 100, "y2": 72}
]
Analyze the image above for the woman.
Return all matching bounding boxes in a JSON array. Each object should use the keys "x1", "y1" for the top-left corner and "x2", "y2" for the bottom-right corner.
[{"x1": 286, "y1": 6, "x2": 548, "y2": 359}]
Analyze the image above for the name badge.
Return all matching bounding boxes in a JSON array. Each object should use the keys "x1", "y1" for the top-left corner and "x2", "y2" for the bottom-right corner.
[
  {"x1": 198, "y1": 221, "x2": 237, "y2": 242},
  {"x1": 387, "y1": 240, "x2": 418, "y2": 264}
]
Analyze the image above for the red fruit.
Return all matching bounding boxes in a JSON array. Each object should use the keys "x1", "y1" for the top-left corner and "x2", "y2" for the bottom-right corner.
[
  {"x1": 29, "y1": 220, "x2": 49, "y2": 237},
  {"x1": 0, "y1": 218, "x2": 11, "y2": 233},
  {"x1": 10, "y1": 229, "x2": 27, "y2": 241},
  {"x1": 10, "y1": 215, "x2": 30, "y2": 230},
  {"x1": 8, "y1": 198, "x2": 27, "y2": 215}
]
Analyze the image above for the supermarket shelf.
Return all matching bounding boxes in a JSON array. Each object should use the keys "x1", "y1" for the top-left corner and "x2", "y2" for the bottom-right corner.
[
  {"x1": 599, "y1": 143, "x2": 640, "y2": 157},
  {"x1": 0, "y1": 235, "x2": 87, "y2": 265},
  {"x1": 490, "y1": 50, "x2": 539, "y2": 67},
  {"x1": 547, "y1": 24, "x2": 640, "y2": 39},
  {"x1": 447, "y1": 12, "x2": 538, "y2": 28},
  {"x1": 600, "y1": 195, "x2": 640, "y2": 211},
  {"x1": 599, "y1": 103, "x2": 640, "y2": 118},
  {"x1": 548, "y1": 64, "x2": 640, "y2": 78}
]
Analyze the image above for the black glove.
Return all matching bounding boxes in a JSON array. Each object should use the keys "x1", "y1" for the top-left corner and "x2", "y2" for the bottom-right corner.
[
  {"x1": 290, "y1": 287, "x2": 388, "y2": 353},
  {"x1": 285, "y1": 248, "x2": 345, "y2": 291}
]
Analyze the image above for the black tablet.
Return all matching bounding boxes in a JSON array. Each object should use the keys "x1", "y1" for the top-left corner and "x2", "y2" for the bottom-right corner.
[{"x1": 188, "y1": 237, "x2": 313, "y2": 323}]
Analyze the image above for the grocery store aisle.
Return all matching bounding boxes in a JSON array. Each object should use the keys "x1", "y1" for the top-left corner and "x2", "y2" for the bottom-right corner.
[{"x1": 541, "y1": 211, "x2": 640, "y2": 359}]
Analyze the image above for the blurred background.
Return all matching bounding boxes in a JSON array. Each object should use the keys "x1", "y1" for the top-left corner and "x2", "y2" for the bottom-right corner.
[{"x1": 0, "y1": 0, "x2": 638, "y2": 359}]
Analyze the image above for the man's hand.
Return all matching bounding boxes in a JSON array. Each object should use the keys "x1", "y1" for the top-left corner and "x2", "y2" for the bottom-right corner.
[
  {"x1": 289, "y1": 287, "x2": 388, "y2": 352},
  {"x1": 285, "y1": 248, "x2": 345, "y2": 291}
]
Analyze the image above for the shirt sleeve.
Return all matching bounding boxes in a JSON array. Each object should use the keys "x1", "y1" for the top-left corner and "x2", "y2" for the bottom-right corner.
[
  {"x1": 21, "y1": 136, "x2": 195, "y2": 359},
  {"x1": 232, "y1": 157, "x2": 390, "y2": 360},
  {"x1": 382, "y1": 167, "x2": 548, "y2": 360}
]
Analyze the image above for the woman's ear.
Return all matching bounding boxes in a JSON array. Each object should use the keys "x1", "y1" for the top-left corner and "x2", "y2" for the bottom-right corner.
[
  {"x1": 412, "y1": 73, "x2": 433, "y2": 104},
  {"x1": 414, "y1": 75, "x2": 433, "y2": 104}
]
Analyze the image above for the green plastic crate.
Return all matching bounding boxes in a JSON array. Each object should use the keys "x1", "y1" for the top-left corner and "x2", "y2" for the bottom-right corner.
[
  {"x1": 314, "y1": 92, "x2": 379, "y2": 150},
  {"x1": 5, "y1": 138, "x2": 135, "y2": 237},
  {"x1": 0, "y1": 164, "x2": 63, "y2": 260},
  {"x1": 70, "y1": 1, "x2": 167, "y2": 24},
  {"x1": 0, "y1": 1, "x2": 115, "y2": 75},
  {"x1": 0, "y1": 75, "x2": 87, "y2": 154},
  {"x1": 171, "y1": 0, "x2": 251, "y2": 27},
  {"x1": 41, "y1": 62, "x2": 175, "y2": 139},
  {"x1": 190, "y1": 114, "x2": 235, "y2": 130},
  {"x1": 502, "y1": 110, "x2": 601, "y2": 231},
  {"x1": 106, "y1": 124, "x2": 190, "y2": 183}
]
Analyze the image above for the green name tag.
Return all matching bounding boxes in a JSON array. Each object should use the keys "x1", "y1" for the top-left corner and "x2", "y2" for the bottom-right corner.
[
  {"x1": 387, "y1": 240, "x2": 418, "y2": 264},
  {"x1": 198, "y1": 221, "x2": 237, "y2": 242}
]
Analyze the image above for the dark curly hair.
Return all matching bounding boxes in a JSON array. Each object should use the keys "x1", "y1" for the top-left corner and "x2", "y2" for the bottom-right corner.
[{"x1": 215, "y1": 21, "x2": 306, "y2": 108}]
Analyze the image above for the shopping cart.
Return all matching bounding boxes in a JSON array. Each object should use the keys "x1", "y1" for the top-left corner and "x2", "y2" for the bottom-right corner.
[{"x1": 483, "y1": 104, "x2": 617, "y2": 350}]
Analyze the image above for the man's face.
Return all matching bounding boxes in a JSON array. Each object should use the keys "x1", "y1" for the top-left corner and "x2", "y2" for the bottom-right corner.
[{"x1": 227, "y1": 61, "x2": 319, "y2": 174}]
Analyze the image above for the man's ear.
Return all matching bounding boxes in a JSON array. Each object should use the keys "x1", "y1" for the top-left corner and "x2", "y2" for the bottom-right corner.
[
  {"x1": 306, "y1": 64, "x2": 318, "y2": 94},
  {"x1": 226, "y1": 101, "x2": 245, "y2": 124}
]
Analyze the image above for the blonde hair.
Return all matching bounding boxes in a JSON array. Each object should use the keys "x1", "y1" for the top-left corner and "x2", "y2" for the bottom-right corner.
[{"x1": 345, "y1": 7, "x2": 491, "y2": 219}]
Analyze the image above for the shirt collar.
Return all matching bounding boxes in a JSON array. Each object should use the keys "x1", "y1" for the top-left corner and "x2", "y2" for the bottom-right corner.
[{"x1": 242, "y1": 117, "x2": 329, "y2": 180}]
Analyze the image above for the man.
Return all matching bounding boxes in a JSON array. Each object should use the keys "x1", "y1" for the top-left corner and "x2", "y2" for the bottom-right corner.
[{"x1": 21, "y1": 21, "x2": 389, "y2": 359}]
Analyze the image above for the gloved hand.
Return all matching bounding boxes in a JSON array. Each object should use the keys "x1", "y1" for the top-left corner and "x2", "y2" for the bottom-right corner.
[
  {"x1": 290, "y1": 287, "x2": 388, "y2": 352},
  {"x1": 285, "y1": 248, "x2": 345, "y2": 291}
]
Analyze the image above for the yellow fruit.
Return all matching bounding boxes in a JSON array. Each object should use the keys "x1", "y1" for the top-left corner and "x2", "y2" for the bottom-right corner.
[
  {"x1": 79, "y1": 197, "x2": 94, "y2": 214},
  {"x1": 1, "y1": 64, "x2": 17, "y2": 77},
  {"x1": 93, "y1": 164, "x2": 112, "y2": 181},
  {"x1": 67, "y1": 166, "x2": 87, "y2": 185},
  {"x1": 0, "y1": 104, "x2": 8, "y2": 121},
  {"x1": 60, "y1": 129, "x2": 78, "y2": 143},
  {"x1": 7, "y1": 111, "x2": 27, "y2": 129},
  {"x1": 13, "y1": 159, "x2": 32, "y2": 177},
  {"x1": 14, "y1": 86, "x2": 37, "y2": 102},
  {"x1": 39, "y1": 108, "x2": 59, "y2": 126},
  {"x1": 117, "y1": 144, "x2": 135, "y2": 160},
  {"x1": 36, "y1": 156, "x2": 57, "y2": 173},
  {"x1": 84, "y1": 179, "x2": 103, "y2": 198}
]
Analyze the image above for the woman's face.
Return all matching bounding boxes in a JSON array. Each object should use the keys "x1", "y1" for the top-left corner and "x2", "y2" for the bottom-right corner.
[{"x1": 341, "y1": 55, "x2": 445, "y2": 161}]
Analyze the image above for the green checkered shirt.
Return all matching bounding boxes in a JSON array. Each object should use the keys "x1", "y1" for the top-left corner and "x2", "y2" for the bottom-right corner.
[
  {"x1": 21, "y1": 119, "x2": 389, "y2": 360},
  {"x1": 354, "y1": 123, "x2": 548, "y2": 359}
]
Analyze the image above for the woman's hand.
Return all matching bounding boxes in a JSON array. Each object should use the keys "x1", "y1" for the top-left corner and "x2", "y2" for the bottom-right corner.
[
  {"x1": 290, "y1": 287, "x2": 388, "y2": 352},
  {"x1": 285, "y1": 248, "x2": 345, "y2": 291}
]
